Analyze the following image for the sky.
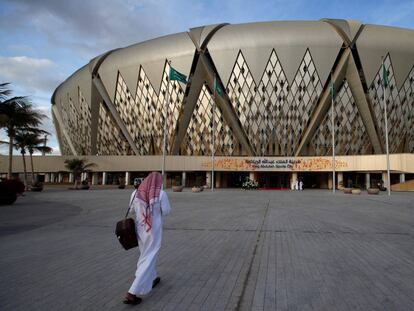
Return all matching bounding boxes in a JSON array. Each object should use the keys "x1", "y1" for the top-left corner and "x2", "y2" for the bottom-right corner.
[{"x1": 1, "y1": 0, "x2": 413, "y2": 155}]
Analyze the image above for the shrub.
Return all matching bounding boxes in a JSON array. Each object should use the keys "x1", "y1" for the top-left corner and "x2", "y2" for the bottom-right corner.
[
  {"x1": 0, "y1": 179, "x2": 25, "y2": 205},
  {"x1": 2, "y1": 179, "x2": 25, "y2": 194},
  {"x1": 242, "y1": 178, "x2": 259, "y2": 190}
]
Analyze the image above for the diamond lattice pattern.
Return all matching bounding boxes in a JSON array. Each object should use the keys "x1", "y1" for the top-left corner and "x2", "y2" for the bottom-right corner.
[
  {"x1": 55, "y1": 87, "x2": 91, "y2": 155},
  {"x1": 114, "y1": 63, "x2": 185, "y2": 155},
  {"x1": 97, "y1": 102, "x2": 130, "y2": 155},
  {"x1": 311, "y1": 80, "x2": 372, "y2": 155},
  {"x1": 181, "y1": 84, "x2": 239, "y2": 155},
  {"x1": 368, "y1": 55, "x2": 414, "y2": 153},
  {"x1": 226, "y1": 49, "x2": 323, "y2": 156}
]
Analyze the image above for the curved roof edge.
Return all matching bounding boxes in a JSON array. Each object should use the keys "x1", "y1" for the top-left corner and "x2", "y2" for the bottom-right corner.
[
  {"x1": 321, "y1": 18, "x2": 363, "y2": 45},
  {"x1": 52, "y1": 19, "x2": 414, "y2": 104}
]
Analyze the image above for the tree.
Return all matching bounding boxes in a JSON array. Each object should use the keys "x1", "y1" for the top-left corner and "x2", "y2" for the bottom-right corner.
[
  {"x1": 26, "y1": 132, "x2": 52, "y2": 184},
  {"x1": 13, "y1": 130, "x2": 30, "y2": 189},
  {"x1": 0, "y1": 83, "x2": 46, "y2": 179},
  {"x1": 64, "y1": 158, "x2": 96, "y2": 189}
]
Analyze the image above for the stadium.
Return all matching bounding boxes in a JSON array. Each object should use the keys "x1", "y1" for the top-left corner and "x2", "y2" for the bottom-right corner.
[{"x1": 20, "y1": 19, "x2": 414, "y2": 188}]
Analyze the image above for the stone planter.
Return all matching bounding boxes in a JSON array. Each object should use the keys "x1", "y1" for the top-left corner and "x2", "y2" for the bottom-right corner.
[
  {"x1": 367, "y1": 188, "x2": 379, "y2": 195},
  {"x1": 351, "y1": 189, "x2": 361, "y2": 195},
  {"x1": 31, "y1": 182, "x2": 44, "y2": 192},
  {"x1": 343, "y1": 188, "x2": 352, "y2": 194},
  {"x1": 172, "y1": 185, "x2": 184, "y2": 192},
  {"x1": 192, "y1": 187, "x2": 201, "y2": 193}
]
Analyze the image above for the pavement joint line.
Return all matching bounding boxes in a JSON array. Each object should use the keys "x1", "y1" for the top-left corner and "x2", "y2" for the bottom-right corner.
[
  {"x1": 46, "y1": 225, "x2": 412, "y2": 236},
  {"x1": 235, "y1": 199, "x2": 270, "y2": 311}
]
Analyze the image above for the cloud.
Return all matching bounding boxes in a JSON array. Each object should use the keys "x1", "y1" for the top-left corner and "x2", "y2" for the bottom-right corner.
[
  {"x1": 0, "y1": 0, "x2": 197, "y2": 59},
  {"x1": 0, "y1": 0, "x2": 304, "y2": 60},
  {"x1": 0, "y1": 56, "x2": 64, "y2": 94},
  {"x1": 31, "y1": 105, "x2": 60, "y2": 154}
]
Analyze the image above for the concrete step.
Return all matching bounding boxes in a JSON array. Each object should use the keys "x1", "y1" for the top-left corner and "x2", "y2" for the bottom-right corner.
[{"x1": 391, "y1": 179, "x2": 414, "y2": 191}]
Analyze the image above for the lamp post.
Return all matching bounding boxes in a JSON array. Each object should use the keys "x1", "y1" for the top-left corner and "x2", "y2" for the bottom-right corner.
[
  {"x1": 381, "y1": 57, "x2": 391, "y2": 196},
  {"x1": 161, "y1": 61, "x2": 171, "y2": 189}
]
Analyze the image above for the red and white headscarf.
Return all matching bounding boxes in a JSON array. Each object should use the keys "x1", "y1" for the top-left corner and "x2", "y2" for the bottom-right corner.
[{"x1": 136, "y1": 172, "x2": 163, "y2": 232}]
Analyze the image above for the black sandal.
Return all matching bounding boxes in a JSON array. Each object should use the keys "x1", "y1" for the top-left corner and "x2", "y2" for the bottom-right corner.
[
  {"x1": 152, "y1": 277, "x2": 161, "y2": 288},
  {"x1": 123, "y1": 294, "x2": 142, "y2": 305}
]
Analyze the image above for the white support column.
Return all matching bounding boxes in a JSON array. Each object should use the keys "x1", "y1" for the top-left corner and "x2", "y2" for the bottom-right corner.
[
  {"x1": 92, "y1": 173, "x2": 98, "y2": 185},
  {"x1": 249, "y1": 172, "x2": 257, "y2": 182},
  {"x1": 382, "y1": 171, "x2": 389, "y2": 190},
  {"x1": 182, "y1": 172, "x2": 186, "y2": 187},
  {"x1": 45, "y1": 173, "x2": 50, "y2": 183},
  {"x1": 69, "y1": 173, "x2": 74, "y2": 183},
  {"x1": 290, "y1": 173, "x2": 298, "y2": 190},
  {"x1": 400, "y1": 173, "x2": 405, "y2": 184},
  {"x1": 365, "y1": 173, "x2": 371, "y2": 189},
  {"x1": 337, "y1": 172, "x2": 344, "y2": 190},
  {"x1": 58, "y1": 173, "x2": 63, "y2": 183},
  {"x1": 102, "y1": 172, "x2": 107, "y2": 185},
  {"x1": 51, "y1": 173, "x2": 56, "y2": 183},
  {"x1": 125, "y1": 172, "x2": 130, "y2": 186},
  {"x1": 206, "y1": 171, "x2": 212, "y2": 188}
]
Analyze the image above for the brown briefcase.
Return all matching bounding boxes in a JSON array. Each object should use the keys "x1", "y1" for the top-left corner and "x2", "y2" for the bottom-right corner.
[
  {"x1": 115, "y1": 197, "x2": 138, "y2": 250},
  {"x1": 115, "y1": 218, "x2": 138, "y2": 250}
]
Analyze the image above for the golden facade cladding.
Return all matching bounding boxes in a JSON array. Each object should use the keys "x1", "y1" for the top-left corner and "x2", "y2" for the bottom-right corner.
[
  {"x1": 311, "y1": 80, "x2": 372, "y2": 155},
  {"x1": 114, "y1": 63, "x2": 185, "y2": 155},
  {"x1": 180, "y1": 84, "x2": 238, "y2": 156},
  {"x1": 369, "y1": 55, "x2": 414, "y2": 153},
  {"x1": 97, "y1": 102, "x2": 130, "y2": 155},
  {"x1": 226, "y1": 49, "x2": 323, "y2": 156},
  {"x1": 55, "y1": 87, "x2": 91, "y2": 155}
]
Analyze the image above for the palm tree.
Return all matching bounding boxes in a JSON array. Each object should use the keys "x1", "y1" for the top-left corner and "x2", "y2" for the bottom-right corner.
[
  {"x1": 64, "y1": 158, "x2": 96, "y2": 189},
  {"x1": 14, "y1": 130, "x2": 30, "y2": 189},
  {"x1": 10, "y1": 129, "x2": 50, "y2": 189},
  {"x1": 0, "y1": 84, "x2": 46, "y2": 179},
  {"x1": 26, "y1": 132, "x2": 52, "y2": 184}
]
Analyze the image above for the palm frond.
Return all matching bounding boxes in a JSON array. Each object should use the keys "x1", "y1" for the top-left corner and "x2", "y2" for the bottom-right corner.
[
  {"x1": 1, "y1": 96, "x2": 28, "y2": 107},
  {"x1": 0, "y1": 82, "x2": 11, "y2": 100}
]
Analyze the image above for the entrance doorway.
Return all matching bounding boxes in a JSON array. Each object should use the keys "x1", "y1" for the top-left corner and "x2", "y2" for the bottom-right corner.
[
  {"x1": 257, "y1": 172, "x2": 290, "y2": 189},
  {"x1": 298, "y1": 172, "x2": 330, "y2": 189},
  {"x1": 225, "y1": 172, "x2": 249, "y2": 188}
]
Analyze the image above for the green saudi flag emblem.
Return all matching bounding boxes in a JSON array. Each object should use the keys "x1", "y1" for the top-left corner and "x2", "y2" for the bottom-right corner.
[
  {"x1": 214, "y1": 78, "x2": 224, "y2": 98},
  {"x1": 329, "y1": 79, "x2": 335, "y2": 98},
  {"x1": 169, "y1": 66, "x2": 187, "y2": 84},
  {"x1": 382, "y1": 63, "x2": 389, "y2": 88}
]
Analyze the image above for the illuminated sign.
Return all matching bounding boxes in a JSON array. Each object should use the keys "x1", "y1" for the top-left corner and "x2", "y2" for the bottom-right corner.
[{"x1": 202, "y1": 157, "x2": 348, "y2": 171}]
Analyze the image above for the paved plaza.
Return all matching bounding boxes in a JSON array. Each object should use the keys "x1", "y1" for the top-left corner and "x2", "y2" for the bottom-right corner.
[{"x1": 0, "y1": 188, "x2": 413, "y2": 311}]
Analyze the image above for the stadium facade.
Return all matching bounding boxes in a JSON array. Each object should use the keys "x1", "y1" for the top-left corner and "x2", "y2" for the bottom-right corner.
[{"x1": 9, "y1": 19, "x2": 414, "y2": 189}]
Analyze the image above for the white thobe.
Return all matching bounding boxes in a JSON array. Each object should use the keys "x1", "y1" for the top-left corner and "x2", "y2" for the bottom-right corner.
[{"x1": 128, "y1": 190, "x2": 171, "y2": 295}]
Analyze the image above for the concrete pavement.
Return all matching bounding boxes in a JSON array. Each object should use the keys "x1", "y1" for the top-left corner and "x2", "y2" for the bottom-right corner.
[{"x1": 0, "y1": 188, "x2": 413, "y2": 310}]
